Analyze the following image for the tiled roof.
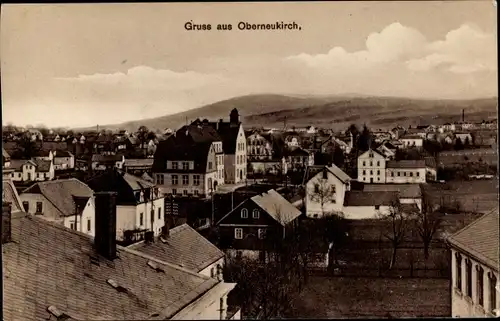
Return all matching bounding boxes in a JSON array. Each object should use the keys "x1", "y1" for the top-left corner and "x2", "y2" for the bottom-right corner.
[
  {"x1": 33, "y1": 159, "x2": 52, "y2": 172},
  {"x1": 448, "y1": 208, "x2": 499, "y2": 269},
  {"x1": 343, "y1": 191, "x2": 399, "y2": 207},
  {"x1": 179, "y1": 121, "x2": 223, "y2": 144},
  {"x1": 124, "y1": 158, "x2": 154, "y2": 167},
  {"x1": 3, "y1": 179, "x2": 23, "y2": 212},
  {"x1": 362, "y1": 184, "x2": 422, "y2": 199},
  {"x1": 326, "y1": 165, "x2": 351, "y2": 183},
  {"x1": 2, "y1": 212, "x2": 219, "y2": 321},
  {"x1": 152, "y1": 136, "x2": 212, "y2": 174},
  {"x1": 251, "y1": 189, "x2": 302, "y2": 226},
  {"x1": 121, "y1": 172, "x2": 155, "y2": 190},
  {"x1": 424, "y1": 156, "x2": 437, "y2": 168},
  {"x1": 55, "y1": 150, "x2": 73, "y2": 157},
  {"x1": 128, "y1": 224, "x2": 225, "y2": 272},
  {"x1": 207, "y1": 121, "x2": 241, "y2": 154},
  {"x1": 22, "y1": 179, "x2": 94, "y2": 217},
  {"x1": 91, "y1": 154, "x2": 123, "y2": 163},
  {"x1": 386, "y1": 160, "x2": 426, "y2": 169},
  {"x1": 141, "y1": 172, "x2": 154, "y2": 183},
  {"x1": 9, "y1": 159, "x2": 36, "y2": 171}
]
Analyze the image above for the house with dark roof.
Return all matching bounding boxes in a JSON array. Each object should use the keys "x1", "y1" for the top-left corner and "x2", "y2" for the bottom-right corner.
[
  {"x1": 447, "y1": 208, "x2": 499, "y2": 317},
  {"x1": 9, "y1": 158, "x2": 55, "y2": 182},
  {"x1": 386, "y1": 160, "x2": 427, "y2": 184},
  {"x1": 216, "y1": 189, "x2": 302, "y2": 261},
  {"x1": 53, "y1": 149, "x2": 75, "y2": 170},
  {"x1": 123, "y1": 158, "x2": 154, "y2": 176},
  {"x1": 283, "y1": 146, "x2": 314, "y2": 171},
  {"x1": 153, "y1": 134, "x2": 220, "y2": 199},
  {"x1": 128, "y1": 223, "x2": 226, "y2": 280},
  {"x1": 303, "y1": 165, "x2": 352, "y2": 218},
  {"x1": 342, "y1": 190, "x2": 401, "y2": 219},
  {"x1": 86, "y1": 169, "x2": 166, "y2": 244},
  {"x1": 362, "y1": 184, "x2": 423, "y2": 211},
  {"x1": 2, "y1": 187, "x2": 240, "y2": 321},
  {"x1": 400, "y1": 134, "x2": 424, "y2": 148},
  {"x1": 91, "y1": 153, "x2": 125, "y2": 171},
  {"x1": 20, "y1": 178, "x2": 96, "y2": 236}
]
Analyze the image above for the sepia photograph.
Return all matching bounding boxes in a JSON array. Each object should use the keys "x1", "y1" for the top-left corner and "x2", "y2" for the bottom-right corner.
[{"x1": 1, "y1": 1, "x2": 498, "y2": 320}]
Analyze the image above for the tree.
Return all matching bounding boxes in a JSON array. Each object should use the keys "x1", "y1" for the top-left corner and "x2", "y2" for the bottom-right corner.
[
  {"x1": 357, "y1": 124, "x2": 372, "y2": 152},
  {"x1": 16, "y1": 134, "x2": 41, "y2": 159},
  {"x1": 454, "y1": 137, "x2": 464, "y2": 150},
  {"x1": 332, "y1": 145, "x2": 345, "y2": 168},
  {"x1": 414, "y1": 193, "x2": 442, "y2": 260},
  {"x1": 464, "y1": 136, "x2": 471, "y2": 147},
  {"x1": 309, "y1": 169, "x2": 337, "y2": 217},
  {"x1": 378, "y1": 201, "x2": 411, "y2": 270},
  {"x1": 136, "y1": 125, "x2": 149, "y2": 156},
  {"x1": 320, "y1": 213, "x2": 351, "y2": 267}
]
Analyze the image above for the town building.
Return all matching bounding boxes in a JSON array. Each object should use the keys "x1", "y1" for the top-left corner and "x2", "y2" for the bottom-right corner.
[
  {"x1": 400, "y1": 135, "x2": 424, "y2": 148},
  {"x1": 217, "y1": 189, "x2": 302, "y2": 261},
  {"x1": 246, "y1": 131, "x2": 273, "y2": 161},
  {"x1": 123, "y1": 158, "x2": 154, "y2": 176},
  {"x1": 53, "y1": 150, "x2": 75, "y2": 170},
  {"x1": 153, "y1": 135, "x2": 220, "y2": 198},
  {"x1": 386, "y1": 160, "x2": 427, "y2": 184},
  {"x1": 86, "y1": 169, "x2": 166, "y2": 243},
  {"x1": 9, "y1": 159, "x2": 55, "y2": 182},
  {"x1": 448, "y1": 208, "x2": 499, "y2": 317},
  {"x1": 362, "y1": 184, "x2": 422, "y2": 211},
  {"x1": 283, "y1": 147, "x2": 314, "y2": 172},
  {"x1": 357, "y1": 149, "x2": 387, "y2": 184},
  {"x1": 2, "y1": 189, "x2": 240, "y2": 320},
  {"x1": 303, "y1": 165, "x2": 352, "y2": 218},
  {"x1": 20, "y1": 178, "x2": 96, "y2": 236},
  {"x1": 91, "y1": 154, "x2": 126, "y2": 171},
  {"x1": 284, "y1": 132, "x2": 302, "y2": 148}
]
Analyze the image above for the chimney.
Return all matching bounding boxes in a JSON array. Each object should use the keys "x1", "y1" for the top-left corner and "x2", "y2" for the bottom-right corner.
[
  {"x1": 161, "y1": 218, "x2": 170, "y2": 238},
  {"x1": 462, "y1": 109, "x2": 465, "y2": 123},
  {"x1": 94, "y1": 192, "x2": 117, "y2": 260},
  {"x1": 2, "y1": 202, "x2": 12, "y2": 244},
  {"x1": 145, "y1": 231, "x2": 154, "y2": 243}
]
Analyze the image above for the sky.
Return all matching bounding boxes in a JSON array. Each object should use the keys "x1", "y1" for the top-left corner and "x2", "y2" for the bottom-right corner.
[{"x1": 1, "y1": 1, "x2": 497, "y2": 128}]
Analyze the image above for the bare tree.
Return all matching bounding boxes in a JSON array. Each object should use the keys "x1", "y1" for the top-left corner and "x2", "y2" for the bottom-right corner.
[
  {"x1": 414, "y1": 193, "x2": 442, "y2": 260},
  {"x1": 378, "y1": 200, "x2": 410, "y2": 270},
  {"x1": 309, "y1": 169, "x2": 337, "y2": 217}
]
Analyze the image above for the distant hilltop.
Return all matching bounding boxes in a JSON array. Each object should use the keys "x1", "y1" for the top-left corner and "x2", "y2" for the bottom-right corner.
[{"x1": 73, "y1": 94, "x2": 498, "y2": 132}]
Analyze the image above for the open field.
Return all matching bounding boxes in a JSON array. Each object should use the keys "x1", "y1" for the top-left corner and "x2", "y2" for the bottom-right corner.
[
  {"x1": 423, "y1": 180, "x2": 498, "y2": 213},
  {"x1": 287, "y1": 276, "x2": 450, "y2": 318},
  {"x1": 438, "y1": 148, "x2": 498, "y2": 166}
]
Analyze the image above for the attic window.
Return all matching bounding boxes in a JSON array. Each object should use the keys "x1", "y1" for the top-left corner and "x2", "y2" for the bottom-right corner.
[
  {"x1": 47, "y1": 306, "x2": 71, "y2": 321},
  {"x1": 107, "y1": 279, "x2": 129, "y2": 293},
  {"x1": 147, "y1": 260, "x2": 165, "y2": 273}
]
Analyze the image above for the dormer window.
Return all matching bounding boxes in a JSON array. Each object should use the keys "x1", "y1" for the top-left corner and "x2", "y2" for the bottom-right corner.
[{"x1": 241, "y1": 208, "x2": 248, "y2": 218}]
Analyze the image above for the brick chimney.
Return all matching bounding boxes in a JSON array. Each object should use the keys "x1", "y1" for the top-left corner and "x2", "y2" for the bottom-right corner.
[
  {"x1": 94, "y1": 192, "x2": 117, "y2": 260},
  {"x1": 2, "y1": 202, "x2": 12, "y2": 244}
]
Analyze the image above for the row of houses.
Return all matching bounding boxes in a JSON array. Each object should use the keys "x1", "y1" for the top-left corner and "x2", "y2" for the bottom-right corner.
[{"x1": 2, "y1": 174, "x2": 242, "y2": 320}]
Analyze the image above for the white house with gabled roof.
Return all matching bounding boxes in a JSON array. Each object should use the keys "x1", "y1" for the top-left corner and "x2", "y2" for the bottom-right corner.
[{"x1": 357, "y1": 149, "x2": 387, "y2": 183}]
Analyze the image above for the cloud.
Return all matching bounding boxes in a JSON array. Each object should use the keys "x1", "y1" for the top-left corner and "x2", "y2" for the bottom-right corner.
[
  {"x1": 57, "y1": 65, "x2": 227, "y2": 91},
  {"x1": 287, "y1": 22, "x2": 496, "y2": 75}
]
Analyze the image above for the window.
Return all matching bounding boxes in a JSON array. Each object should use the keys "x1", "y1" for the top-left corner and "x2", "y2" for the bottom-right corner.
[
  {"x1": 193, "y1": 175, "x2": 200, "y2": 186},
  {"x1": 488, "y1": 272, "x2": 497, "y2": 313},
  {"x1": 397, "y1": 172, "x2": 400, "y2": 177},
  {"x1": 36, "y1": 202, "x2": 43, "y2": 213},
  {"x1": 183, "y1": 190, "x2": 188, "y2": 196},
  {"x1": 194, "y1": 190, "x2": 199, "y2": 196},
  {"x1": 140, "y1": 213, "x2": 144, "y2": 226},
  {"x1": 370, "y1": 161, "x2": 373, "y2": 167},
  {"x1": 362, "y1": 161, "x2": 366, "y2": 166},
  {"x1": 258, "y1": 228, "x2": 265, "y2": 239},
  {"x1": 253, "y1": 209, "x2": 260, "y2": 219},
  {"x1": 156, "y1": 174, "x2": 164, "y2": 185},
  {"x1": 208, "y1": 161, "x2": 213, "y2": 170},
  {"x1": 22, "y1": 201, "x2": 29, "y2": 212},
  {"x1": 370, "y1": 170, "x2": 373, "y2": 175},
  {"x1": 182, "y1": 175, "x2": 189, "y2": 185},
  {"x1": 158, "y1": 207, "x2": 161, "y2": 219},
  {"x1": 172, "y1": 189, "x2": 177, "y2": 195},
  {"x1": 377, "y1": 161, "x2": 380, "y2": 166},
  {"x1": 70, "y1": 222, "x2": 75, "y2": 230},
  {"x1": 241, "y1": 208, "x2": 248, "y2": 218},
  {"x1": 410, "y1": 172, "x2": 413, "y2": 177},
  {"x1": 416, "y1": 172, "x2": 420, "y2": 177},
  {"x1": 476, "y1": 265, "x2": 484, "y2": 306},
  {"x1": 377, "y1": 170, "x2": 380, "y2": 175},
  {"x1": 182, "y1": 162, "x2": 189, "y2": 170},
  {"x1": 87, "y1": 219, "x2": 91, "y2": 232},
  {"x1": 172, "y1": 162, "x2": 178, "y2": 170},
  {"x1": 314, "y1": 185, "x2": 319, "y2": 193},
  {"x1": 234, "y1": 228, "x2": 243, "y2": 239},
  {"x1": 403, "y1": 172, "x2": 407, "y2": 177},
  {"x1": 465, "y1": 259, "x2": 472, "y2": 297},
  {"x1": 375, "y1": 205, "x2": 380, "y2": 210},
  {"x1": 362, "y1": 170, "x2": 366, "y2": 175},
  {"x1": 172, "y1": 175, "x2": 178, "y2": 185}
]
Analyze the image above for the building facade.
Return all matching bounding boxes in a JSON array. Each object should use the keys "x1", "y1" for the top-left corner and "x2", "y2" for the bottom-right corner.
[{"x1": 357, "y1": 149, "x2": 386, "y2": 183}]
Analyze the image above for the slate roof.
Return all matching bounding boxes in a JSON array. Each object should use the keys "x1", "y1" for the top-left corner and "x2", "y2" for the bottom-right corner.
[
  {"x1": 302, "y1": 165, "x2": 351, "y2": 185},
  {"x1": 128, "y1": 224, "x2": 225, "y2": 272},
  {"x1": 207, "y1": 121, "x2": 241, "y2": 154},
  {"x1": 124, "y1": 158, "x2": 154, "y2": 168},
  {"x1": 3, "y1": 179, "x2": 23, "y2": 212},
  {"x1": 91, "y1": 154, "x2": 123, "y2": 163},
  {"x1": 386, "y1": 160, "x2": 426, "y2": 169},
  {"x1": 448, "y1": 208, "x2": 499, "y2": 269},
  {"x1": 55, "y1": 150, "x2": 73, "y2": 157},
  {"x1": 179, "y1": 120, "x2": 223, "y2": 144},
  {"x1": 424, "y1": 156, "x2": 437, "y2": 168},
  {"x1": 251, "y1": 189, "x2": 302, "y2": 226},
  {"x1": 9, "y1": 159, "x2": 37, "y2": 171},
  {"x1": 152, "y1": 136, "x2": 212, "y2": 174},
  {"x1": 33, "y1": 159, "x2": 52, "y2": 172},
  {"x1": 22, "y1": 179, "x2": 94, "y2": 217},
  {"x1": 2, "y1": 212, "x2": 219, "y2": 321},
  {"x1": 343, "y1": 191, "x2": 399, "y2": 207},
  {"x1": 362, "y1": 184, "x2": 422, "y2": 199}
]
